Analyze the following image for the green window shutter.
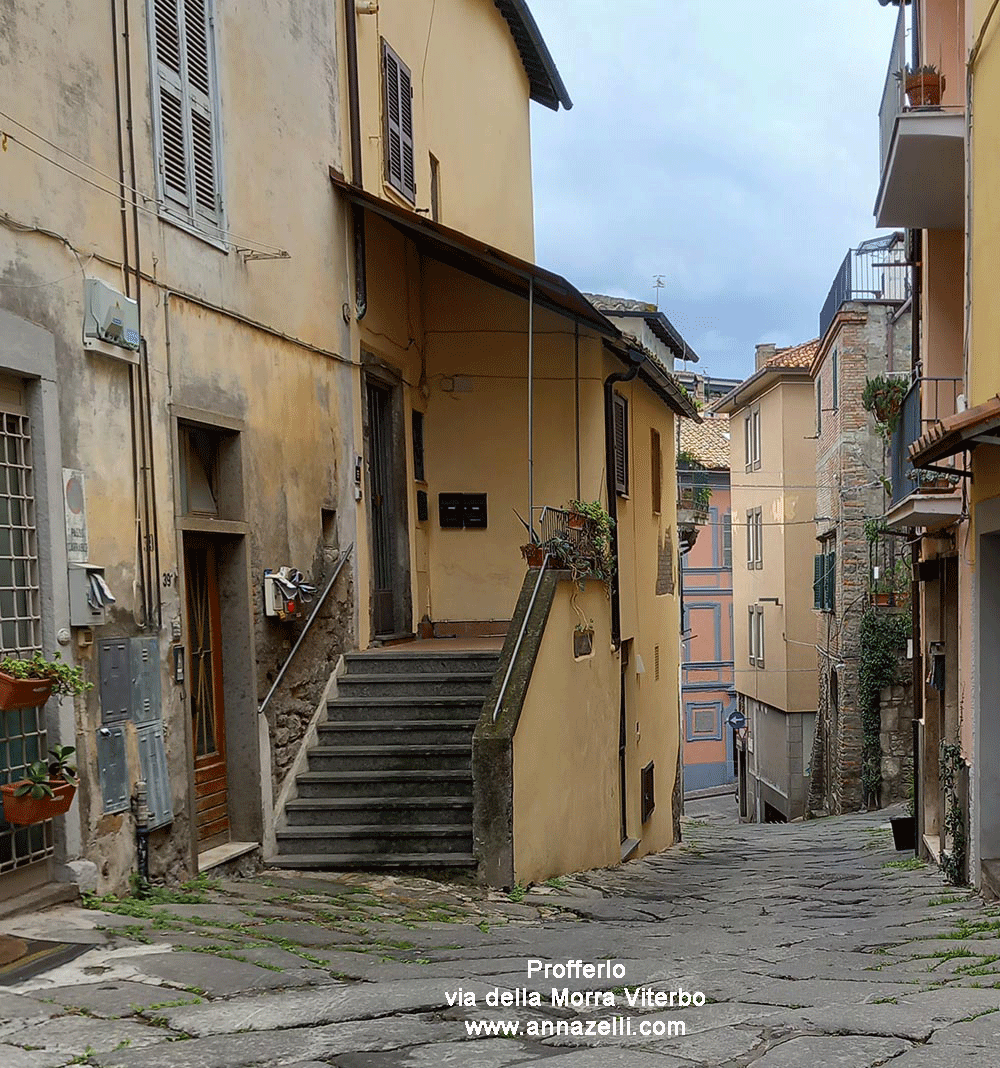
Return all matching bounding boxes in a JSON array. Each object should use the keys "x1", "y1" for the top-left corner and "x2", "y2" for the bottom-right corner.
[
  {"x1": 382, "y1": 39, "x2": 415, "y2": 203},
  {"x1": 813, "y1": 554, "x2": 823, "y2": 609},
  {"x1": 826, "y1": 549, "x2": 836, "y2": 612}
]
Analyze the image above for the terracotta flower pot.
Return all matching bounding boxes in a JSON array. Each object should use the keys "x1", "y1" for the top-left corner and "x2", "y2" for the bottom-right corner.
[
  {"x1": 0, "y1": 673, "x2": 54, "y2": 710},
  {"x1": 567, "y1": 512, "x2": 586, "y2": 531},
  {"x1": 521, "y1": 544, "x2": 547, "y2": 568},
  {"x1": 1, "y1": 780, "x2": 76, "y2": 826},
  {"x1": 905, "y1": 72, "x2": 944, "y2": 107}
]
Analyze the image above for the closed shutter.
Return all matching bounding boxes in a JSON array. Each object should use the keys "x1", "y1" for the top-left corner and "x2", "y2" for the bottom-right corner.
[
  {"x1": 813, "y1": 554, "x2": 823, "y2": 609},
  {"x1": 650, "y1": 427, "x2": 661, "y2": 514},
  {"x1": 151, "y1": 0, "x2": 221, "y2": 227},
  {"x1": 383, "y1": 40, "x2": 416, "y2": 203},
  {"x1": 184, "y1": 0, "x2": 219, "y2": 223},
  {"x1": 826, "y1": 549, "x2": 836, "y2": 612},
  {"x1": 154, "y1": 0, "x2": 189, "y2": 208},
  {"x1": 613, "y1": 393, "x2": 628, "y2": 495},
  {"x1": 722, "y1": 512, "x2": 732, "y2": 568}
]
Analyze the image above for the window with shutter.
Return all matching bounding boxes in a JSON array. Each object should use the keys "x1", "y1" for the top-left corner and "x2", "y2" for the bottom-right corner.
[
  {"x1": 613, "y1": 393, "x2": 628, "y2": 495},
  {"x1": 650, "y1": 428, "x2": 661, "y2": 515},
  {"x1": 382, "y1": 40, "x2": 416, "y2": 203},
  {"x1": 814, "y1": 554, "x2": 824, "y2": 609},
  {"x1": 150, "y1": 0, "x2": 223, "y2": 234},
  {"x1": 826, "y1": 548, "x2": 836, "y2": 612},
  {"x1": 722, "y1": 512, "x2": 732, "y2": 568}
]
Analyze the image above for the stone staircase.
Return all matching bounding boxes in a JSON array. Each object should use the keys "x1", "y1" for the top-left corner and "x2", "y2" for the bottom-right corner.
[{"x1": 271, "y1": 648, "x2": 500, "y2": 870}]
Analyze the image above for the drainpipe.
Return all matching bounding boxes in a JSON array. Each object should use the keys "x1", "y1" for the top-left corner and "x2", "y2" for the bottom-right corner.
[
  {"x1": 527, "y1": 277, "x2": 535, "y2": 535},
  {"x1": 604, "y1": 353, "x2": 645, "y2": 648},
  {"x1": 344, "y1": 0, "x2": 367, "y2": 320}
]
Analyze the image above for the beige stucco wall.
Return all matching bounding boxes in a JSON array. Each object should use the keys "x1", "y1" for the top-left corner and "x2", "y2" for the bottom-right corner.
[
  {"x1": 730, "y1": 376, "x2": 817, "y2": 714},
  {"x1": 351, "y1": 0, "x2": 535, "y2": 259},
  {"x1": 922, "y1": 229, "x2": 965, "y2": 383},
  {"x1": 0, "y1": 0, "x2": 356, "y2": 892},
  {"x1": 512, "y1": 580, "x2": 619, "y2": 883}
]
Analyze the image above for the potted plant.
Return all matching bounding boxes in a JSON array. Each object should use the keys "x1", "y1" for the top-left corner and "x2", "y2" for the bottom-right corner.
[
  {"x1": 897, "y1": 64, "x2": 945, "y2": 107},
  {"x1": 862, "y1": 375, "x2": 909, "y2": 436},
  {"x1": 520, "y1": 542, "x2": 547, "y2": 569},
  {"x1": 2, "y1": 745, "x2": 78, "y2": 826},
  {"x1": 0, "y1": 651, "x2": 91, "y2": 710}
]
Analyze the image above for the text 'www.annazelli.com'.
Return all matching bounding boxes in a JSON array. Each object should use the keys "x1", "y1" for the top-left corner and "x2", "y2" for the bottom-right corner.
[{"x1": 463, "y1": 1017, "x2": 686, "y2": 1038}]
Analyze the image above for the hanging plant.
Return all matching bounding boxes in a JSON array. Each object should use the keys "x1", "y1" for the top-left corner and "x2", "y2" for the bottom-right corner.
[
  {"x1": 862, "y1": 376, "x2": 909, "y2": 436},
  {"x1": 858, "y1": 608, "x2": 911, "y2": 807},
  {"x1": 940, "y1": 743, "x2": 968, "y2": 886}
]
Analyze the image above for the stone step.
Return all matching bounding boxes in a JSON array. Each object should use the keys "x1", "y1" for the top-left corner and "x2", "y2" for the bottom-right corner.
[
  {"x1": 283, "y1": 796, "x2": 472, "y2": 827},
  {"x1": 316, "y1": 720, "x2": 475, "y2": 748},
  {"x1": 267, "y1": 852, "x2": 476, "y2": 871},
  {"x1": 306, "y1": 744, "x2": 471, "y2": 773},
  {"x1": 343, "y1": 652, "x2": 500, "y2": 676},
  {"x1": 294, "y1": 770, "x2": 472, "y2": 799},
  {"x1": 336, "y1": 672, "x2": 495, "y2": 698},
  {"x1": 275, "y1": 824, "x2": 472, "y2": 856},
  {"x1": 326, "y1": 696, "x2": 484, "y2": 722}
]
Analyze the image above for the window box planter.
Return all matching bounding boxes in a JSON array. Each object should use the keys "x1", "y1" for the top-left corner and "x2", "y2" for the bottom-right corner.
[
  {"x1": 0, "y1": 673, "x2": 54, "y2": 710},
  {"x1": 1, "y1": 780, "x2": 76, "y2": 826}
]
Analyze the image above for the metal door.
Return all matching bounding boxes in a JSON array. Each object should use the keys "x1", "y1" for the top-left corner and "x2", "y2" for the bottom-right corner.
[
  {"x1": 184, "y1": 538, "x2": 229, "y2": 849},
  {"x1": 366, "y1": 381, "x2": 396, "y2": 636}
]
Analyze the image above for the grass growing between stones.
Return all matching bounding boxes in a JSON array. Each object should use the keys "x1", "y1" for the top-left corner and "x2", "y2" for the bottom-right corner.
[{"x1": 883, "y1": 858, "x2": 925, "y2": 871}]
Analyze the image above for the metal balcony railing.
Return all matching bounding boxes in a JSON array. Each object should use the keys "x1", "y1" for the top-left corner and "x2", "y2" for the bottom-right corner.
[
  {"x1": 818, "y1": 236, "x2": 910, "y2": 340},
  {"x1": 879, "y1": 1, "x2": 907, "y2": 180},
  {"x1": 889, "y1": 376, "x2": 963, "y2": 507}
]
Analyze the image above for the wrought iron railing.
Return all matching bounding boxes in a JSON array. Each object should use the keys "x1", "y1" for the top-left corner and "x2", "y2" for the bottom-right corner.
[
  {"x1": 878, "y1": 1, "x2": 907, "y2": 179},
  {"x1": 819, "y1": 237, "x2": 909, "y2": 340},
  {"x1": 889, "y1": 377, "x2": 963, "y2": 507}
]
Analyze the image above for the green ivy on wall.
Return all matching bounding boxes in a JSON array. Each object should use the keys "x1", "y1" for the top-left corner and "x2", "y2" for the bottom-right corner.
[
  {"x1": 858, "y1": 608, "x2": 911, "y2": 807},
  {"x1": 940, "y1": 742, "x2": 968, "y2": 886}
]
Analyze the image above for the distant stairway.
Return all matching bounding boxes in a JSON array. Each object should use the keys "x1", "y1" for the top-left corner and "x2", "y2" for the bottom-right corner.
[{"x1": 272, "y1": 648, "x2": 500, "y2": 870}]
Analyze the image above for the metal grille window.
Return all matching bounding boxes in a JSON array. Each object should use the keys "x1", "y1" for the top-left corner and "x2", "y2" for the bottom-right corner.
[
  {"x1": 0, "y1": 409, "x2": 50, "y2": 874},
  {"x1": 613, "y1": 393, "x2": 629, "y2": 495},
  {"x1": 150, "y1": 0, "x2": 224, "y2": 235}
]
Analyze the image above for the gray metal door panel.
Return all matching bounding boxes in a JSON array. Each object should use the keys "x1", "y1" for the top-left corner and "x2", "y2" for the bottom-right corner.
[
  {"x1": 98, "y1": 639, "x2": 131, "y2": 725},
  {"x1": 96, "y1": 726, "x2": 129, "y2": 813},
  {"x1": 136, "y1": 723, "x2": 173, "y2": 830},
  {"x1": 131, "y1": 636, "x2": 162, "y2": 725}
]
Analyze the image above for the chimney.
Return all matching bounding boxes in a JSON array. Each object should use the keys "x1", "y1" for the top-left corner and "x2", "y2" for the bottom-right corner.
[{"x1": 755, "y1": 343, "x2": 777, "y2": 371}]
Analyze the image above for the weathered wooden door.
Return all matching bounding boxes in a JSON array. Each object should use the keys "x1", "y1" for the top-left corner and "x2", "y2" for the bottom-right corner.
[
  {"x1": 366, "y1": 381, "x2": 397, "y2": 636},
  {"x1": 184, "y1": 538, "x2": 229, "y2": 848}
]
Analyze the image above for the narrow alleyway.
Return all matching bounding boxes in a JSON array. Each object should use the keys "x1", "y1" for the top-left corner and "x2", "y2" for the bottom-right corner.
[{"x1": 1, "y1": 809, "x2": 997, "y2": 1067}]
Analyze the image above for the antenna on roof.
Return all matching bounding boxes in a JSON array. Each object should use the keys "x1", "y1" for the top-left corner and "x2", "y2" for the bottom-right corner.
[{"x1": 653, "y1": 275, "x2": 666, "y2": 310}]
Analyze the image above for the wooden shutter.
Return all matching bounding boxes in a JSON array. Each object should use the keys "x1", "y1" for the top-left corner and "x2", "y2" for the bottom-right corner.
[
  {"x1": 613, "y1": 393, "x2": 628, "y2": 495},
  {"x1": 722, "y1": 512, "x2": 732, "y2": 568},
  {"x1": 154, "y1": 0, "x2": 189, "y2": 208},
  {"x1": 746, "y1": 510, "x2": 753, "y2": 567},
  {"x1": 744, "y1": 413, "x2": 752, "y2": 471},
  {"x1": 814, "y1": 554, "x2": 824, "y2": 609},
  {"x1": 650, "y1": 428, "x2": 661, "y2": 514},
  {"x1": 184, "y1": 0, "x2": 219, "y2": 223},
  {"x1": 826, "y1": 549, "x2": 836, "y2": 612},
  {"x1": 383, "y1": 40, "x2": 416, "y2": 203}
]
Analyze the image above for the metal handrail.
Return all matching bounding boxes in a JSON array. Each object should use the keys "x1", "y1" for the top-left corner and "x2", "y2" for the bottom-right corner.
[
  {"x1": 258, "y1": 543, "x2": 354, "y2": 715},
  {"x1": 492, "y1": 553, "x2": 549, "y2": 722}
]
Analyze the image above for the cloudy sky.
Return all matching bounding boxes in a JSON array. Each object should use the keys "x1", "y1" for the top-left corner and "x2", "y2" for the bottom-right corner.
[{"x1": 528, "y1": 0, "x2": 901, "y2": 380}]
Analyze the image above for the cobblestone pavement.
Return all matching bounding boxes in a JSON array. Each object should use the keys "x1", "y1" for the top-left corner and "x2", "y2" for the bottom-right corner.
[{"x1": 1, "y1": 807, "x2": 999, "y2": 1066}]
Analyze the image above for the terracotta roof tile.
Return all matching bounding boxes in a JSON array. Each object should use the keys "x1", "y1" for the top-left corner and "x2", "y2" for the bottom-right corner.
[
  {"x1": 768, "y1": 338, "x2": 820, "y2": 369},
  {"x1": 679, "y1": 414, "x2": 730, "y2": 470}
]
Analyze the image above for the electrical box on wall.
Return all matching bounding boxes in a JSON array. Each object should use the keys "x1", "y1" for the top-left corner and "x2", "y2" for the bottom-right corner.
[
  {"x1": 83, "y1": 278, "x2": 140, "y2": 354},
  {"x1": 263, "y1": 568, "x2": 315, "y2": 620},
  {"x1": 68, "y1": 564, "x2": 115, "y2": 627}
]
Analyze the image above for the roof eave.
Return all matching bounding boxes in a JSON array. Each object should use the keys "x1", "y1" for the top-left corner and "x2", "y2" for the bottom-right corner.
[
  {"x1": 711, "y1": 365, "x2": 812, "y2": 414},
  {"x1": 494, "y1": 0, "x2": 573, "y2": 111}
]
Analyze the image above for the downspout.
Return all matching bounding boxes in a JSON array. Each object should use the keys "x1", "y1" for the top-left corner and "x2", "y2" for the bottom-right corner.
[
  {"x1": 344, "y1": 0, "x2": 367, "y2": 320},
  {"x1": 604, "y1": 353, "x2": 644, "y2": 649},
  {"x1": 528, "y1": 277, "x2": 534, "y2": 535},
  {"x1": 574, "y1": 322, "x2": 581, "y2": 501}
]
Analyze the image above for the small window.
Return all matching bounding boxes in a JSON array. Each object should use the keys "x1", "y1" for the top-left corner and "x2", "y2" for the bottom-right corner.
[
  {"x1": 149, "y1": 0, "x2": 224, "y2": 234},
  {"x1": 382, "y1": 39, "x2": 416, "y2": 203},
  {"x1": 722, "y1": 512, "x2": 732, "y2": 568},
  {"x1": 412, "y1": 410, "x2": 425, "y2": 482},
  {"x1": 748, "y1": 604, "x2": 755, "y2": 664},
  {"x1": 180, "y1": 425, "x2": 220, "y2": 516},
  {"x1": 745, "y1": 405, "x2": 761, "y2": 470},
  {"x1": 756, "y1": 606, "x2": 765, "y2": 667},
  {"x1": 650, "y1": 427, "x2": 661, "y2": 515},
  {"x1": 814, "y1": 545, "x2": 836, "y2": 612},
  {"x1": 754, "y1": 507, "x2": 763, "y2": 569},
  {"x1": 613, "y1": 393, "x2": 629, "y2": 496},
  {"x1": 429, "y1": 153, "x2": 441, "y2": 223},
  {"x1": 747, "y1": 605, "x2": 764, "y2": 668}
]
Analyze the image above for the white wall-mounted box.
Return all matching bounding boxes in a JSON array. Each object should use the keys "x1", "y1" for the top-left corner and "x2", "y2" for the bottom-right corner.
[{"x1": 68, "y1": 563, "x2": 114, "y2": 627}]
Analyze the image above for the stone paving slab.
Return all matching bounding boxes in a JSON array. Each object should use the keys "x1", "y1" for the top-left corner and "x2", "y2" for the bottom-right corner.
[{"x1": 748, "y1": 1034, "x2": 911, "y2": 1067}]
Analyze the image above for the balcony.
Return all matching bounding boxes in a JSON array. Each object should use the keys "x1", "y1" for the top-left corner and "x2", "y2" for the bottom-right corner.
[
  {"x1": 818, "y1": 236, "x2": 909, "y2": 341},
  {"x1": 874, "y1": 1, "x2": 964, "y2": 229},
  {"x1": 885, "y1": 376, "x2": 964, "y2": 530}
]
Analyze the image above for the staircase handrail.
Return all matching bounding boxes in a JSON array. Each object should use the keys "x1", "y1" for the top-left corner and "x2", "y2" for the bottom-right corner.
[
  {"x1": 492, "y1": 552, "x2": 549, "y2": 722},
  {"x1": 258, "y1": 543, "x2": 354, "y2": 716}
]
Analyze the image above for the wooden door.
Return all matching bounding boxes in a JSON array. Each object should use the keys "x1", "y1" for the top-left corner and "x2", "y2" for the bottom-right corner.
[
  {"x1": 366, "y1": 381, "x2": 397, "y2": 636},
  {"x1": 184, "y1": 538, "x2": 229, "y2": 848}
]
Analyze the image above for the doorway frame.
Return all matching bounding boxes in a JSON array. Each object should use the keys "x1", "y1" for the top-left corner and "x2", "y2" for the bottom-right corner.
[{"x1": 361, "y1": 358, "x2": 412, "y2": 641}]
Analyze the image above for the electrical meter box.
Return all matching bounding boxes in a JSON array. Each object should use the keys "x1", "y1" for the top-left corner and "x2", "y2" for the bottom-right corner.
[{"x1": 83, "y1": 278, "x2": 140, "y2": 352}]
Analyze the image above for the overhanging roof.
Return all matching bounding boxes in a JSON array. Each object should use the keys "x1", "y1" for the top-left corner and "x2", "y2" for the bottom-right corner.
[
  {"x1": 493, "y1": 0, "x2": 572, "y2": 111},
  {"x1": 331, "y1": 172, "x2": 699, "y2": 422},
  {"x1": 711, "y1": 363, "x2": 812, "y2": 415},
  {"x1": 585, "y1": 302, "x2": 699, "y2": 364},
  {"x1": 910, "y1": 394, "x2": 1000, "y2": 466}
]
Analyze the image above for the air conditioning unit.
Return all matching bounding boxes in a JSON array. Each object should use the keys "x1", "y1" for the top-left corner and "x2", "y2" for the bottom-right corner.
[{"x1": 83, "y1": 278, "x2": 140, "y2": 351}]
